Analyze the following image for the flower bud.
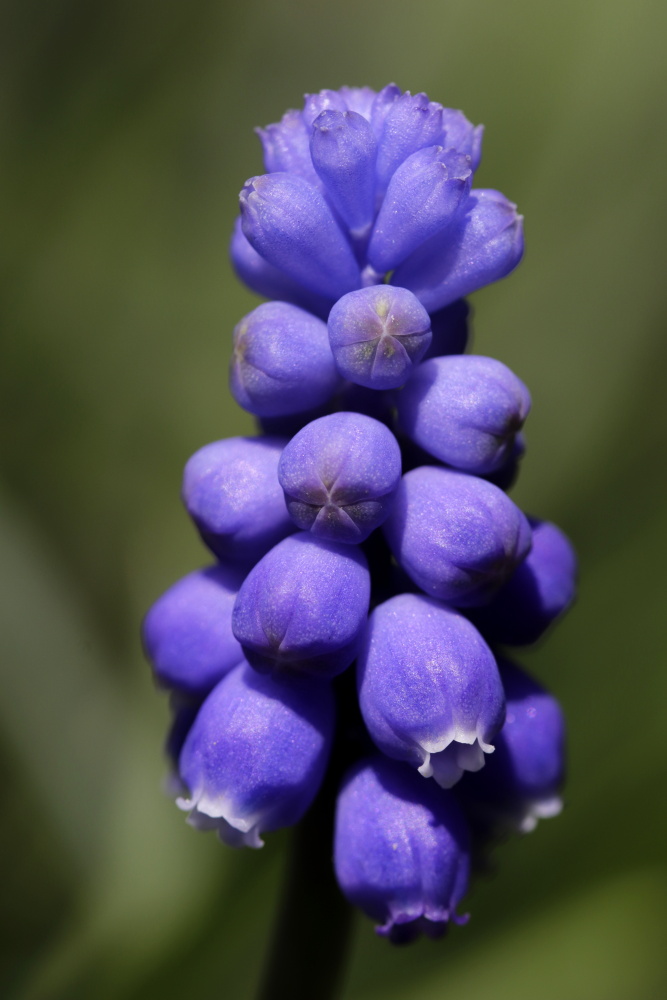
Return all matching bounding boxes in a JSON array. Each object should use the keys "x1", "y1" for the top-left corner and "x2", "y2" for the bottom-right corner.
[
  {"x1": 397, "y1": 355, "x2": 531, "y2": 474},
  {"x1": 255, "y1": 108, "x2": 320, "y2": 185},
  {"x1": 177, "y1": 662, "x2": 335, "y2": 847},
  {"x1": 368, "y1": 146, "x2": 472, "y2": 273},
  {"x1": 278, "y1": 412, "x2": 402, "y2": 543},
  {"x1": 441, "y1": 108, "x2": 484, "y2": 170},
  {"x1": 328, "y1": 285, "x2": 431, "y2": 390},
  {"x1": 310, "y1": 110, "x2": 377, "y2": 233},
  {"x1": 369, "y1": 83, "x2": 403, "y2": 137},
  {"x1": 358, "y1": 594, "x2": 505, "y2": 787},
  {"x1": 229, "y1": 218, "x2": 333, "y2": 318},
  {"x1": 338, "y1": 85, "x2": 376, "y2": 120},
  {"x1": 334, "y1": 756, "x2": 470, "y2": 942},
  {"x1": 393, "y1": 189, "x2": 524, "y2": 312},
  {"x1": 230, "y1": 302, "x2": 340, "y2": 418},
  {"x1": 375, "y1": 91, "x2": 445, "y2": 192},
  {"x1": 467, "y1": 517, "x2": 577, "y2": 645},
  {"x1": 182, "y1": 436, "x2": 294, "y2": 564},
  {"x1": 142, "y1": 565, "x2": 245, "y2": 697},
  {"x1": 458, "y1": 659, "x2": 565, "y2": 833},
  {"x1": 240, "y1": 173, "x2": 361, "y2": 301},
  {"x1": 232, "y1": 534, "x2": 370, "y2": 677},
  {"x1": 302, "y1": 88, "x2": 348, "y2": 125},
  {"x1": 383, "y1": 466, "x2": 532, "y2": 606}
]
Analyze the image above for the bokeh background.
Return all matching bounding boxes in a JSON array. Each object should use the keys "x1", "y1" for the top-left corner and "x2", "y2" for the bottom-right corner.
[{"x1": 2, "y1": 0, "x2": 667, "y2": 997}]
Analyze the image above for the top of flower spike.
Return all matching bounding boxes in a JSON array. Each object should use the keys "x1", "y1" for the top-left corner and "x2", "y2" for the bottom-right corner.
[{"x1": 234, "y1": 85, "x2": 523, "y2": 318}]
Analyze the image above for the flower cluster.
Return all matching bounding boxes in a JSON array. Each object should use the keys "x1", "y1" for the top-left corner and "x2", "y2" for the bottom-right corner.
[{"x1": 143, "y1": 84, "x2": 576, "y2": 944}]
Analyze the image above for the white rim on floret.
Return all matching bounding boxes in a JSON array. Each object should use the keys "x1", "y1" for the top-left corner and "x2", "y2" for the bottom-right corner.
[
  {"x1": 417, "y1": 726, "x2": 496, "y2": 789},
  {"x1": 518, "y1": 795, "x2": 564, "y2": 834},
  {"x1": 176, "y1": 790, "x2": 265, "y2": 849}
]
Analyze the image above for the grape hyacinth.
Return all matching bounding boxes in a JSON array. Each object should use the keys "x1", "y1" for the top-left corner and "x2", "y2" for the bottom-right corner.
[{"x1": 143, "y1": 84, "x2": 577, "y2": 967}]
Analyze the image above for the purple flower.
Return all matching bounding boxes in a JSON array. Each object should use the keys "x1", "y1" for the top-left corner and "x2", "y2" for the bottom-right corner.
[
  {"x1": 232, "y1": 86, "x2": 521, "y2": 311},
  {"x1": 142, "y1": 565, "x2": 245, "y2": 697},
  {"x1": 232, "y1": 533, "x2": 370, "y2": 677},
  {"x1": 239, "y1": 173, "x2": 361, "y2": 301},
  {"x1": 367, "y1": 147, "x2": 472, "y2": 273},
  {"x1": 310, "y1": 110, "x2": 378, "y2": 235},
  {"x1": 334, "y1": 756, "x2": 470, "y2": 942},
  {"x1": 458, "y1": 659, "x2": 566, "y2": 833},
  {"x1": 383, "y1": 466, "x2": 532, "y2": 606},
  {"x1": 328, "y1": 286, "x2": 432, "y2": 390},
  {"x1": 230, "y1": 301, "x2": 340, "y2": 418},
  {"x1": 397, "y1": 355, "x2": 531, "y2": 474},
  {"x1": 467, "y1": 517, "x2": 578, "y2": 645},
  {"x1": 182, "y1": 436, "x2": 294, "y2": 564},
  {"x1": 357, "y1": 594, "x2": 505, "y2": 787},
  {"x1": 177, "y1": 662, "x2": 334, "y2": 847},
  {"x1": 393, "y1": 189, "x2": 524, "y2": 313},
  {"x1": 278, "y1": 412, "x2": 402, "y2": 543}
]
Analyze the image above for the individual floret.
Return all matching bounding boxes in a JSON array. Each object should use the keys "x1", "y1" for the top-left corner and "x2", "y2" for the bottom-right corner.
[
  {"x1": 232, "y1": 533, "x2": 371, "y2": 677},
  {"x1": 357, "y1": 594, "x2": 505, "y2": 787},
  {"x1": 177, "y1": 662, "x2": 335, "y2": 847},
  {"x1": 383, "y1": 466, "x2": 532, "y2": 606},
  {"x1": 230, "y1": 302, "x2": 340, "y2": 418},
  {"x1": 142, "y1": 565, "x2": 245, "y2": 697},
  {"x1": 278, "y1": 412, "x2": 402, "y2": 543},
  {"x1": 467, "y1": 517, "x2": 577, "y2": 645},
  {"x1": 182, "y1": 436, "x2": 294, "y2": 564},
  {"x1": 328, "y1": 286, "x2": 432, "y2": 390},
  {"x1": 334, "y1": 756, "x2": 471, "y2": 942},
  {"x1": 457, "y1": 659, "x2": 565, "y2": 833},
  {"x1": 397, "y1": 355, "x2": 531, "y2": 474}
]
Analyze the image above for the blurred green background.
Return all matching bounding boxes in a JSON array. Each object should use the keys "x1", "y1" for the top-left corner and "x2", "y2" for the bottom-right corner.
[{"x1": 2, "y1": 0, "x2": 666, "y2": 997}]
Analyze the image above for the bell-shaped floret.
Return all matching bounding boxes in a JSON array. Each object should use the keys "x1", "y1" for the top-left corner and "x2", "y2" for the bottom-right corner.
[
  {"x1": 302, "y1": 89, "x2": 348, "y2": 126},
  {"x1": 334, "y1": 756, "x2": 470, "y2": 942},
  {"x1": 393, "y1": 189, "x2": 524, "y2": 312},
  {"x1": 232, "y1": 534, "x2": 370, "y2": 677},
  {"x1": 229, "y1": 218, "x2": 333, "y2": 318},
  {"x1": 441, "y1": 108, "x2": 484, "y2": 170},
  {"x1": 328, "y1": 286, "x2": 431, "y2": 390},
  {"x1": 230, "y1": 302, "x2": 340, "y2": 418},
  {"x1": 310, "y1": 110, "x2": 378, "y2": 234},
  {"x1": 423, "y1": 299, "x2": 471, "y2": 359},
  {"x1": 367, "y1": 146, "x2": 472, "y2": 273},
  {"x1": 397, "y1": 355, "x2": 531, "y2": 475},
  {"x1": 177, "y1": 662, "x2": 335, "y2": 847},
  {"x1": 182, "y1": 436, "x2": 294, "y2": 564},
  {"x1": 240, "y1": 173, "x2": 361, "y2": 301},
  {"x1": 383, "y1": 466, "x2": 532, "y2": 606},
  {"x1": 358, "y1": 594, "x2": 505, "y2": 787},
  {"x1": 374, "y1": 91, "x2": 446, "y2": 192},
  {"x1": 468, "y1": 517, "x2": 577, "y2": 645},
  {"x1": 256, "y1": 108, "x2": 321, "y2": 185},
  {"x1": 338, "y1": 85, "x2": 376, "y2": 120},
  {"x1": 142, "y1": 565, "x2": 245, "y2": 697},
  {"x1": 278, "y1": 412, "x2": 402, "y2": 543},
  {"x1": 458, "y1": 659, "x2": 565, "y2": 833},
  {"x1": 368, "y1": 83, "x2": 402, "y2": 137}
]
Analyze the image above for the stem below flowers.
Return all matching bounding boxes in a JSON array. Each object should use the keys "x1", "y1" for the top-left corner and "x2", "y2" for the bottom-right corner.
[{"x1": 256, "y1": 777, "x2": 354, "y2": 1000}]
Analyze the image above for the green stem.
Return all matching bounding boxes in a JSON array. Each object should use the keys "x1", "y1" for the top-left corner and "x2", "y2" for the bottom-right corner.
[{"x1": 256, "y1": 782, "x2": 354, "y2": 1000}]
